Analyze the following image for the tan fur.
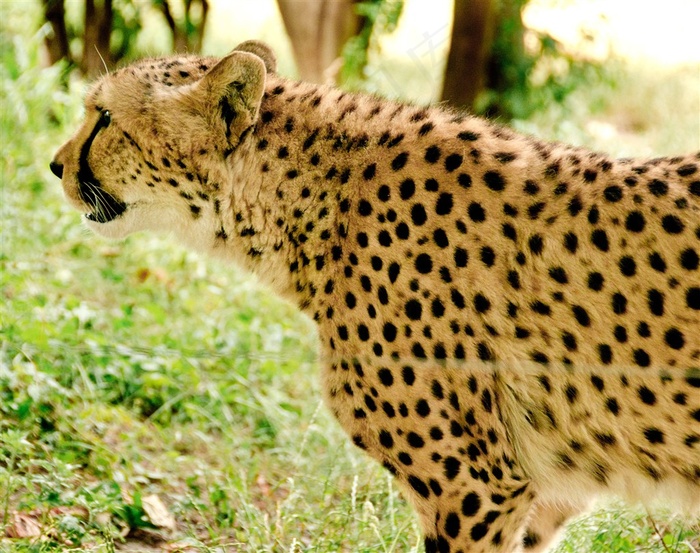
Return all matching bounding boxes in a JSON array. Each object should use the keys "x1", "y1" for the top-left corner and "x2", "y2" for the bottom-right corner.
[{"x1": 52, "y1": 42, "x2": 700, "y2": 552}]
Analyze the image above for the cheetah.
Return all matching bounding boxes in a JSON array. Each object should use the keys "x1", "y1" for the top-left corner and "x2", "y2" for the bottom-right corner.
[{"x1": 50, "y1": 41, "x2": 700, "y2": 552}]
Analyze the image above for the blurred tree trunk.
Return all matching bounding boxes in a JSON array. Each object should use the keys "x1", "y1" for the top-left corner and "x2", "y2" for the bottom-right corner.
[
  {"x1": 157, "y1": 0, "x2": 210, "y2": 53},
  {"x1": 82, "y1": 0, "x2": 114, "y2": 78},
  {"x1": 41, "y1": 0, "x2": 71, "y2": 66},
  {"x1": 486, "y1": 0, "x2": 525, "y2": 93},
  {"x1": 441, "y1": 0, "x2": 495, "y2": 109},
  {"x1": 277, "y1": 0, "x2": 363, "y2": 83}
]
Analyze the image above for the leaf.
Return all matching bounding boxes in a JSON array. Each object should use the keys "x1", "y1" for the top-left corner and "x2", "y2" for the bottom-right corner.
[
  {"x1": 142, "y1": 494, "x2": 176, "y2": 530},
  {"x1": 5, "y1": 512, "x2": 42, "y2": 538}
]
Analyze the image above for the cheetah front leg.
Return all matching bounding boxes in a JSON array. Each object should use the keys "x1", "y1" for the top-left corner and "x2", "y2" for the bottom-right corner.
[
  {"x1": 420, "y1": 492, "x2": 585, "y2": 552},
  {"x1": 521, "y1": 500, "x2": 588, "y2": 552},
  {"x1": 417, "y1": 477, "x2": 536, "y2": 553},
  {"x1": 324, "y1": 361, "x2": 540, "y2": 552}
]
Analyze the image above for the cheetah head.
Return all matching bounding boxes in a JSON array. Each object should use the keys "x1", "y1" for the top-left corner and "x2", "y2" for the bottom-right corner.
[{"x1": 50, "y1": 41, "x2": 276, "y2": 241}]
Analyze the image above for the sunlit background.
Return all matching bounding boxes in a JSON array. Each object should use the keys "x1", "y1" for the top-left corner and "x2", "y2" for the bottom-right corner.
[{"x1": 117, "y1": 0, "x2": 700, "y2": 156}]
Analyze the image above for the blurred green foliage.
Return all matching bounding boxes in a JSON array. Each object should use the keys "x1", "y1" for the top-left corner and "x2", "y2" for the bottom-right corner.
[
  {"x1": 107, "y1": 0, "x2": 144, "y2": 62},
  {"x1": 340, "y1": 0, "x2": 404, "y2": 89},
  {"x1": 480, "y1": 0, "x2": 611, "y2": 119},
  {"x1": 339, "y1": 0, "x2": 611, "y2": 120}
]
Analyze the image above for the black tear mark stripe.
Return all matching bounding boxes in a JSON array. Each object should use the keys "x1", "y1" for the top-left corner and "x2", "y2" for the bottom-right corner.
[
  {"x1": 77, "y1": 112, "x2": 126, "y2": 220},
  {"x1": 77, "y1": 111, "x2": 111, "y2": 193}
]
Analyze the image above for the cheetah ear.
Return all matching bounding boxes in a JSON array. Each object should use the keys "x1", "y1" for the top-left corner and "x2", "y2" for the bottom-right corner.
[
  {"x1": 195, "y1": 50, "x2": 267, "y2": 149},
  {"x1": 233, "y1": 40, "x2": 277, "y2": 74}
]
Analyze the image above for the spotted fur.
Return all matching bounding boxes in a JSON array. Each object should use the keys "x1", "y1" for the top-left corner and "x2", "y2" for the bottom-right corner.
[{"x1": 52, "y1": 41, "x2": 700, "y2": 551}]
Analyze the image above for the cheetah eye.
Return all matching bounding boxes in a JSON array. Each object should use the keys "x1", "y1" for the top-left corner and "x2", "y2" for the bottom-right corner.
[{"x1": 99, "y1": 110, "x2": 111, "y2": 127}]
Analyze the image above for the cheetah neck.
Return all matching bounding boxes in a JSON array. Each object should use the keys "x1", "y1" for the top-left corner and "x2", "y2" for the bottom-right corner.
[{"x1": 213, "y1": 76, "x2": 447, "y2": 313}]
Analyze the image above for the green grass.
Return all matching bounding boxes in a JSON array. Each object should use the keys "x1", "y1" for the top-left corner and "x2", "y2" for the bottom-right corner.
[{"x1": 1, "y1": 3, "x2": 699, "y2": 552}]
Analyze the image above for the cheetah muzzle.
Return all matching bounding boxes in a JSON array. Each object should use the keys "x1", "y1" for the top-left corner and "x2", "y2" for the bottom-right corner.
[{"x1": 51, "y1": 40, "x2": 700, "y2": 552}]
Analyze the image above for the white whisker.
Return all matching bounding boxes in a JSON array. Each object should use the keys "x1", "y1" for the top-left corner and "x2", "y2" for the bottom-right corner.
[{"x1": 95, "y1": 46, "x2": 109, "y2": 76}]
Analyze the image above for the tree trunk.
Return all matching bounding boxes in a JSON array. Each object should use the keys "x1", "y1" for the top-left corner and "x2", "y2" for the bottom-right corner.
[
  {"x1": 158, "y1": 0, "x2": 209, "y2": 54},
  {"x1": 191, "y1": 0, "x2": 209, "y2": 53},
  {"x1": 277, "y1": 0, "x2": 363, "y2": 84},
  {"x1": 41, "y1": 0, "x2": 71, "y2": 66},
  {"x1": 82, "y1": 0, "x2": 114, "y2": 78},
  {"x1": 441, "y1": 0, "x2": 495, "y2": 109}
]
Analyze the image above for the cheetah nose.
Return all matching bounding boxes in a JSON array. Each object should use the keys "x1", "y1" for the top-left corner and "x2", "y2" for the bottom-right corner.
[{"x1": 49, "y1": 160, "x2": 63, "y2": 179}]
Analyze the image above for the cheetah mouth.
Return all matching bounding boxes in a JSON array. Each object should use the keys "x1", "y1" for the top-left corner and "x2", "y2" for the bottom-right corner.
[{"x1": 79, "y1": 179, "x2": 127, "y2": 223}]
